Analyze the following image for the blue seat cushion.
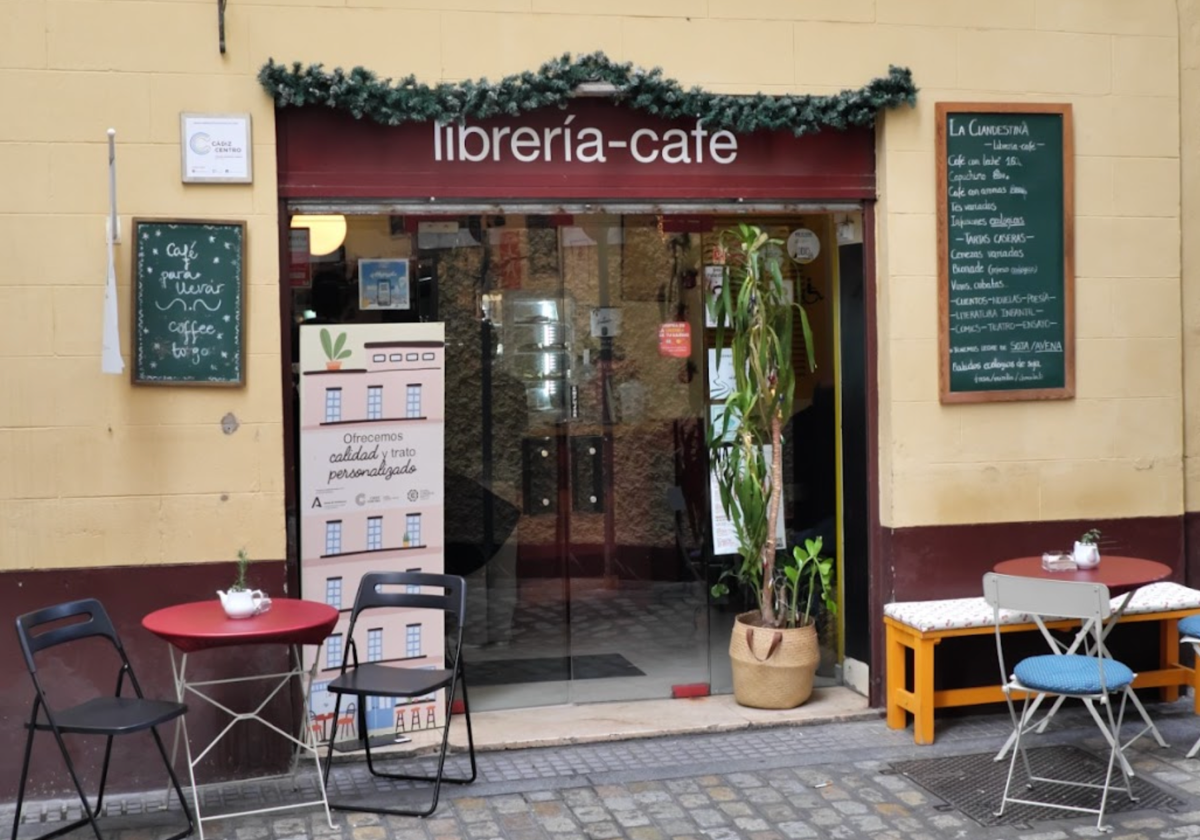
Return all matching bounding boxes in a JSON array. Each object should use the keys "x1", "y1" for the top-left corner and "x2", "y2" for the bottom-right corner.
[
  {"x1": 1013, "y1": 655, "x2": 1134, "y2": 694},
  {"x1": 1180, "y1": 614, "x2": 1200, "y2": 639}
]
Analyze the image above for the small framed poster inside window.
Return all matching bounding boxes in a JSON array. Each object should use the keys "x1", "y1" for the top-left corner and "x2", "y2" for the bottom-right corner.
[
  {"x1": 358, "y1": 258, "x2": 411, "y2": 310},
  {"x1": 180, "y1": 113, "x2": 253, "y2": 183}
]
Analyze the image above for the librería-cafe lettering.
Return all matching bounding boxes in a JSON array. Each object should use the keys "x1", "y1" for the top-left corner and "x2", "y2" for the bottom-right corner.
[{"x1": 434, "y1": 117, "x2": 739, "y2": 165}]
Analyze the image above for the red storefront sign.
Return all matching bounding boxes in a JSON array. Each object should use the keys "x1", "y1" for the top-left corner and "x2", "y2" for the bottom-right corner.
[
  {"x1": 277, "y1": 99, "x2": 875, "y2": 201},
  {"x1": 658, "y1": 322, "x2": 692, "y2": 358}
]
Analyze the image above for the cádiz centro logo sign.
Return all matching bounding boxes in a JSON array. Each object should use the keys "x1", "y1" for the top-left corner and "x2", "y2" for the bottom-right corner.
[
  {"x1": 433, "y1": 117, "x2": 738, "y2": 166},
  {"x1": 189, "y1": 132, "x2": 212, "y2": 155}
]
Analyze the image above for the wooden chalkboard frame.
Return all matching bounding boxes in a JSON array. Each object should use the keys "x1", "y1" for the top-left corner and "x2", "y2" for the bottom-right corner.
[
  {"x1": 936, "y1": 103, "x2": 1075, "y2": 404},
  {"x1": 131, "y1": 218, "x2": 247, "y2": 387}
]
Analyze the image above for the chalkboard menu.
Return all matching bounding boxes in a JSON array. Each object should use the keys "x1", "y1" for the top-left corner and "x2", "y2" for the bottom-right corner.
[
  {"x1": 132, "y1": 220, "x2": 245, "y2": 386},
  {"x1": 936, "y1": 103, "x2": 1074, "y2": 403}
]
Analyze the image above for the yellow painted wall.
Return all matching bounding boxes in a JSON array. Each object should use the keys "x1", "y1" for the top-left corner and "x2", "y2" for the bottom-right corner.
[
  {"x1": 1181, "y1": 0, "x2": 1200, "y2": 519},
  {"x1": 0, "y1": 0, "x2": 1189, "y2": 570},
  {"x1": 875, "y1": 1, "x2": 1184, "y2": 527}
]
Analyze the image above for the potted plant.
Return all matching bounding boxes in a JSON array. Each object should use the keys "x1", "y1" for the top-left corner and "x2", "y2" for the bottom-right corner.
[
  {"x1": 708, "y1": 223, "x2": 830, "y2": 708},
  {"x1": 216, "y1": 549, "x2": 270, "y2": 619},
  {"x1": 1074, "y1": 527, "x2": 1102, "y2": 569},
  {"x1": 320, "y1": 327, "x2": 352, "y2": 371}
]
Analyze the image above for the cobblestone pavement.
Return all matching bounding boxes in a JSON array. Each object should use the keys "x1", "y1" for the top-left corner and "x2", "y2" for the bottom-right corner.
[{"x1": 11, "y1": 698, "x2": 1200, "y2": 840}]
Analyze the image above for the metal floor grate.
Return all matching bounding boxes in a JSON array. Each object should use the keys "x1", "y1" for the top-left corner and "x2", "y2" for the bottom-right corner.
[{"x1": 889, "y1": 744, "x2": 1184, "y2": 827}]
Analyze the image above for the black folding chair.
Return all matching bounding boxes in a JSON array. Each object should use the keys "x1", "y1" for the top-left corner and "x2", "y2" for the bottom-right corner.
[
  {"x1": 323, "y1": 572, "x2": 477, "y2": 817},
  {"x1": 12, "y1": 599, "x2": 194, "y2": 840}
]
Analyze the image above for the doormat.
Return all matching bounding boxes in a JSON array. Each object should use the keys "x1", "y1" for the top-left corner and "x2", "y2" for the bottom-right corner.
[
  {"x1": 467, "y1": 653, "x2": 645, "y2": 686},
  {"x1": 888, "y1": 745, "x2": 1184, "y2": 827}
]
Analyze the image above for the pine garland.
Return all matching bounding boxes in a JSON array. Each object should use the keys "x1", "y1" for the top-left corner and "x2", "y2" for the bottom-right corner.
[{"x1": 257, "y1": 52, "x2": 917, "y2": 136}]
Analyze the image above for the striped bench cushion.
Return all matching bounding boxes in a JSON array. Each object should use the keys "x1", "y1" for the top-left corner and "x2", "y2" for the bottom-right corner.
[
  {"x1": 886, "y1": 582, "x2": 1200, "y2": 634},
  {"x1": 1113, "y1": 581, "x2": 1200, "y2": 614},
  {"x1": 884, "y1": 597, "x2": 1036, "y2": 633}
]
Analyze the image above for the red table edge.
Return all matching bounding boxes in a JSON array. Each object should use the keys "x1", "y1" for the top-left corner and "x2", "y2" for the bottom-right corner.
[
  {"x1": 142, "y1": 599, "x2": 339, "y2": 653},
  {"x1": 992, "y1": 555, "x2": 1173, "y2": 598}
]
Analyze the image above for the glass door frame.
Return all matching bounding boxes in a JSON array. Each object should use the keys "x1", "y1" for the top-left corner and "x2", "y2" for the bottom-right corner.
[{"x1": 280, "y1": 200, "x2": 867, "y2": 705}]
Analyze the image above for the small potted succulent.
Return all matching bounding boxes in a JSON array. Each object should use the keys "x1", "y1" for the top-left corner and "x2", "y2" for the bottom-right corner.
[
  {"x1": 1073, "y1": 528, "x2": 1102, "y2": 569},
  {"x1": 216, "y1": 549, "x2": 271, "y2": 619}
]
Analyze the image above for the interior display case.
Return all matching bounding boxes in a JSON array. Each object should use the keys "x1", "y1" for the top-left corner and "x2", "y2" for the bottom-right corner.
[{"x1": 485, "y1": 291, "x2": 575, "y2": 421}]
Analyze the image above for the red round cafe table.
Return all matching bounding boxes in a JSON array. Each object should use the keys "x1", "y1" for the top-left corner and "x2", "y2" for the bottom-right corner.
[
  {"x1": 141, "y1": 598, "x2": 339, "y2": 840},
  {"x1": 143, "y1": 598, "x2": 338, "y2": 653},
  {"x1": 992, "y1": 555, "x2": 1172, "y2": 598}
]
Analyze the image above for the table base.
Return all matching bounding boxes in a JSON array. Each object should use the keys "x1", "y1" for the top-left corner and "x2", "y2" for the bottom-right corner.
[{"x1": 167, "y1": 644, "x2": 335, "y2": 840}]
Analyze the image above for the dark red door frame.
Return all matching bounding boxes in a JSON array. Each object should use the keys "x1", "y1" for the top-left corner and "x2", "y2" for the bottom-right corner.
[{"x1": 273, "y1": 103, "x2": 885, "y2": 701}]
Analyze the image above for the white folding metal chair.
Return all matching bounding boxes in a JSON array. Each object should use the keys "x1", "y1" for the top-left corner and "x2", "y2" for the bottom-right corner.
[
  {"x1": 1179, "y1": 614, "x2": 1200, "y2": 758},
  {"x1": 983, "y1": 573, "x2": 1137, "y2": 831}
]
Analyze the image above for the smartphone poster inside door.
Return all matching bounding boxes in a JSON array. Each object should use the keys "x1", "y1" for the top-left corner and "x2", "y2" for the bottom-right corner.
[{"x1": 299, "y1": 322, "x2": 445, "y2": 746}]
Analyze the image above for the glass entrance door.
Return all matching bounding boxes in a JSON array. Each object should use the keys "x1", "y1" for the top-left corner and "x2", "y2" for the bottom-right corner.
[
  {"x1": 555, "y1": 215, "x2": 711, "y2": 703},
  {"x1": 287, "y1": 209, "x2": 845, "y2": 712},
  {"x1": 465, "y1": 213, "x2": 712, "y2": 707}
]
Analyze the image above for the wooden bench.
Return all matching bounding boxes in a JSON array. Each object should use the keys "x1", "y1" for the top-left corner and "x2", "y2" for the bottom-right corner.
[{"x1": 884, "y1": 581, "x2": 1200, "y2": 745}]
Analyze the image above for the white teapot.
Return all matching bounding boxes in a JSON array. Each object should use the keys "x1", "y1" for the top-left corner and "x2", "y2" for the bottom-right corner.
[
  {"x1": 1073, "y1": 541, "x2": 1101, "y2": 569},
  {"x1": 217, "y1": 588, "x2": 271, "y2": 619}
]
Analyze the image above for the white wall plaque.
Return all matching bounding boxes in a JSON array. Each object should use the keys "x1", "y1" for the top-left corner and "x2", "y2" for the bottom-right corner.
[{"x1": 180, "y1": 113, "x2": 253, "y2": 183}]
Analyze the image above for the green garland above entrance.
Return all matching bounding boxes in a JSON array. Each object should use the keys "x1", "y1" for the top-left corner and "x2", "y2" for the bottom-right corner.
[{"x1": 257, "y1": 52, "x2": 917, "y2": 136}]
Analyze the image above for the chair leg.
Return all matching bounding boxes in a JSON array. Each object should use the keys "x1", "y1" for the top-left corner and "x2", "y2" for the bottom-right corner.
[
  {"x1": 1083, "y1": 696, "x2": 1136, "y2": 779},
  {"x1": 358, "y1": 701, "x2": 378, "y2": 777},
  {"x1": 1113, "y1": 694, "x2": 1137, "y2": 802},
  {"x1": 329, "y1": 676, "x2": 478, "y2": 818},
  {"x1": 148, "y1": 723, "x2": 197, "y2": 840},
  {"x1": 1192, "y1": 642, "x2": 1200, "y2": 716},
  {"x1": 11, "y1": 714, "x2": 37, "y2": 840},
  {"x1": 14, "y1": 725, "x2": 195, "y2": 840},
  {"x1": 1120, "y1": 685, "x2": 1168, "y2": 749},
  {"x1": 1182, "y1": 645, "x2": 1200, "y2": 758},
  {"x1": 322, "y1": 693, "x2": 344, "y2": 789},
  {"x1": 11, "y1": 701, "x2": 104, "y2": 840},
  {"x1": 1094, "y1": 691, "x2": 1135, "y2": 831},
  {"x1": 42, "y1": 723, "x2": 106, "y2": 840},
  {"x1": 1012, "y1": 695, "x2": 1036, "y2": 791},
  {"x1": 92, "y1": 736, "x2": 115, "y2": 818},
  {"x1": 457, "y1": 664, "x2": 478, "y2": 782},
  {"x1": 996, "y1": 693, "x2": 1029, "y2": 818}
]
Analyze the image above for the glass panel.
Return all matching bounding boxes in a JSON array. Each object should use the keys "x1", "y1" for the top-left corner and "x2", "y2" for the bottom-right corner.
[
  {"x1": 437, "y1": 215, "x2": 571, "y2": 709},
  {"x1": 288, "y1": 210, "x2": 846, "y2": 710},
  {"x1": 559, "y1": 215, "x2": 710, "y2": 703},
  {"x1": 698, "y1": 214, "x2": 841, "y2": 690}
]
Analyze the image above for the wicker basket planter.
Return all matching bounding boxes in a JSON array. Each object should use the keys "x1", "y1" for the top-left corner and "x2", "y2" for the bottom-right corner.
[{"x1": 729, "y1": 611, "x2": 821, "y2": 709}]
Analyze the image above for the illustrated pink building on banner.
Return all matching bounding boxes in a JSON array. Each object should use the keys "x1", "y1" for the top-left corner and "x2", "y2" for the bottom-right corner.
[{"x1": 298, "y1": 325, "x2": 446, "y2": 743}]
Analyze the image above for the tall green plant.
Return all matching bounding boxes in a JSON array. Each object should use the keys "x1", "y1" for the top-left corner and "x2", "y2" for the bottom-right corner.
[{"x1": 708, "y1": 224, "x2": 816, "y2": 628}]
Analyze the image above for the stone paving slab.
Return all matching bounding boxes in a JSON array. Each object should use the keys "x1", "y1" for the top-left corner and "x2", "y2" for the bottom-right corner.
[{"x1": 9, "y1": 699, "x2": 1200, "y2": 840}]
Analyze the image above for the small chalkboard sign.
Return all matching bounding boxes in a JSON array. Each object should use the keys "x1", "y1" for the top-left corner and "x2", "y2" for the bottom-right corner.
[
  {"x1": 132, "y1": 219, "x2": 245, "y2": 386},
  {"x1": 937, "y1": 103, "x2": 1074, "y2": 403}
]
